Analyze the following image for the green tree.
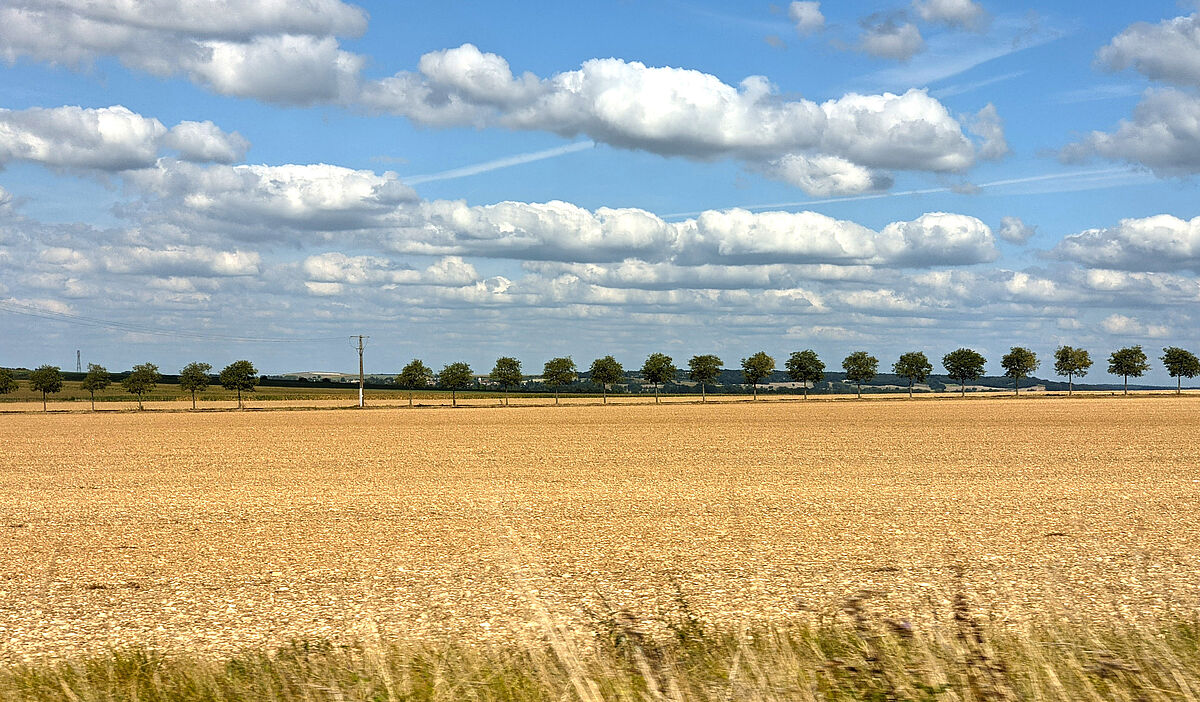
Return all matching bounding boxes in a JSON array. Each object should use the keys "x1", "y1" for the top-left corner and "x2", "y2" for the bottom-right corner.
[
  {"x1": 785, "y1": 350, "x2": 824, "y2": 399},
  {"x1": 892, "y1": 351, "x2": 932, "y2": 398},
  {"x1": 542, "y1": 357, "x2": 577, "y2": 405},
  {"x1": 219, "y1": 360, "x2": 258, "y2": 409},
  {"x1": 1161, "y1": 346, "x2": 1200, "y2": 395},
  {"x1": 641, "y1": 353, "x2": 677, "y2": 404},
  {"x1": 589, "y1": 356, "x2": 624, "y2": 405},
  {"x1": 122, "y1": 362, "x2": 161, "y2": 410},
  {"x1": 0, "y1": 368, "x2": 17, "y2": 395},
  {"x1": 396, "y1": 359, "x2": 433, "y2": 407},
  {"x1": 1108, "y1": 345, "x2": 1150, "y2": 395},
  {"x1": 80, "y1": 363, "x2": 110, "y2": 410},
  {"x1": 842, "y1": 351, "x2": 878, "y2": 399},
  {"x1": 490, "y1": 356, "x2": 523, "y2": 406},
  {"x1": 687, "y1": 354, "x2": 722, "y2": 403},
  {"x1": 439, "y1": 362, "x2": 474, "y2": 407},
  {"x1": 741, "y1": 352, "x2": 775, "y2": 401},
  {"x1": 1053, "y1": 346, "x2": 1092, "y2": 396},
  {"x1": 179, "y1": 361, "x2": 212, "y2": 410},
  {"x1": 1000, "y1": 347, "x2": 1039, "y2": 396},
  {"x1": 942, "y1": 348, "x2": 987, "y2": 397},
  {"x1": 28, "y1": 365, "x2": 63, "y2": 411}
]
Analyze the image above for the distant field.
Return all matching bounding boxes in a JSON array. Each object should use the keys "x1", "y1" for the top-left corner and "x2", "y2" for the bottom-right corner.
[{"x1": 0, "y1": 396, "x2": 1198, "y2": 665}]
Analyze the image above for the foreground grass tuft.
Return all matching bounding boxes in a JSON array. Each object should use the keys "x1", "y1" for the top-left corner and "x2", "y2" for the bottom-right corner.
[{"x1": 3, "y1": 606, "x2": 1199, "y2": 701}]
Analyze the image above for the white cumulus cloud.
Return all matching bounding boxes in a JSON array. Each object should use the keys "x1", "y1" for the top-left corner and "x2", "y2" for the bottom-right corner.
[
  {"x1": 0, "y1": 105, "x2": 247, "y2": 170},
  {"x1": 1053, "y1": 214, "x2": 1200, "y2": 271},
  {"x1": 788, "y1": 2, "x2": 825, "y2": 36},
  {"x1": 912, "y1": 0, "x2": 989, "y2": 32}
]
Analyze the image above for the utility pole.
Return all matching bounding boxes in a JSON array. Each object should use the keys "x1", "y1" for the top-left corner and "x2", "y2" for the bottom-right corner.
[
  {"x1": 350, "y1": 335, "x2": 369, "y2": 408},
  {"x1": 76, "y1": 350, "x2": 82, "y2": 374}
]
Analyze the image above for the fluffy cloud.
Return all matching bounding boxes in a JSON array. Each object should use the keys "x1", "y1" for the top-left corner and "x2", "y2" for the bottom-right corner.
[
  {"x1": 788, "y1": 2, "x2": 825, "y2": 36},
  {"x1": 1071, "y1": 15, "x2": 1200, "y2": 174},
  {"x1": 912, "y1": 0, "x2": 989, "y2": 31},
  {"x1": 857, "y1": 19, "x2": 925, "y2": 62},
  {"x1": 1097, "y1": 13, "x2": 1200, "y2": 88},
  {"x1": 0, "y1": 105, "x2": 247, "y2": 170},
  {"x1": 997, "y1": 216, "x2": 1035, "y2": 244},
  {"x1": 1101, "y1": 313, "x2": 1170, "y2": 338},
  {"x1": 0, "y1": 0, "x2": 367, "y2": 104},
  {"x1": 1052, "y1": 214, "x2": 1200, "y2": 271},
  {"x1": 129, "y1": 160, "x2": 416, "y2": 232},
  {"x1": 302, "y1": 253, "x2": 478, "y2": 286},
  {"x1": 761, "y1": 154, "x2": 891, "y2": 195},
  {"x1": 968, "y1": 103, "x2": 1009, "y2": 160},
  {"x1": 1061, "y1": 89, "x2": 1200, "y2": 176},
  {"x1": 39, "y1": 244, "x2": 260, "y2": 277},
  {"x1": 362, "y1": 45, "x2": 979, "y2": 194}
]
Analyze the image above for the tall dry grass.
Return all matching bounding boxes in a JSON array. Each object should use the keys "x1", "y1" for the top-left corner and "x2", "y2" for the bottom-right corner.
[{"x1": 3, "y1": 593, "x2": 1197, "y2": 701}]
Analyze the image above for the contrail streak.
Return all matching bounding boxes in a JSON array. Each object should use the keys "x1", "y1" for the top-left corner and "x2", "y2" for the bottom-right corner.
[
  {"x1": 404, "y1": 141, "x2": 595, "y2": 185},
  {"x1": 661, "y1": 168, "x2": 1138, "y2": 219}
]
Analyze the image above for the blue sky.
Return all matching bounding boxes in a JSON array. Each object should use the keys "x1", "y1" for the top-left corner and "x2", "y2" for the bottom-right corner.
[{"x1": 1, "y1": 0, "x2": 1199, "y2": 382}]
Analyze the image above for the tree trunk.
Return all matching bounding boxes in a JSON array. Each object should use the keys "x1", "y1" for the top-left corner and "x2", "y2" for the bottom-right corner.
[
  {"x1": 409, "y1": 391, "x2": 413, "y2": 407},
  {"x1": 603, "y1": 384, "x2": 608, "y2": 404},
  {"x1": 654, "y1": 383, "x2": 660, "y2": 404},
  {"x1": 237, "y1": 388, "x2": 242, "y2": 409},
  {"x1": 1178, "y1": 376, "x2": 1182, "y2": 395},
  {"x1": 555, "y1": 387, "x2": 559, "y2": 405},
  {"x1": 1015, "y1": 377, "x2": 1019, "y2": 396},
  {"x1": 753, "y1": 383, "x2": 757, "y2": 401},
  {"x1": 804, "y1": 383, "x2": 808, "y2": 399},
  {"x1": 960, "y1": 380, "x2": 966, "y2": 397},
  {"x1": 90, "y1": 392, "x2": 95, "y2": 411},
  {"x1": 909, "y1": 380, "x2": 913, "y2": 398},
  {"x1": 1124, "y1": 376, "x2": 1128, "y2": 395},
  {"x1": 42, "y1": 392, "x2": 47, "y2": 412},
  {"x1": 452, "y1": 389, "x2": 457, "y2": 407},
  {"x1": 137, "y1": 393, "x2": 143, "y2": 410},
  {"x1": 701, "y1": 383, "x2": 706, "y2": 403},
  {"x1": 1068, "y1": 373, "x2": 1073, "y2": 396},
  {"x1": 857, "y1": 382, "x2": 862, "y2": 399},
  {"x1": 191, "y1": 390, "x2": 197, "y2": 410},
  {"x1": 503, "y1": 388, "x2": 508, "y2": 406}
]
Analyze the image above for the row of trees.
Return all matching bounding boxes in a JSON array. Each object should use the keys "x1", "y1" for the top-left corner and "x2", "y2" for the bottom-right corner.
[
  {"x1": 3, "y1": 344, "x2": 1196, "y2": 411},
  {"x1": 390, "y1": 344, "x2": 1200, "y2": 405},
  {"x1": 0, "y1": 360, "x2": 260, "y2": 411}
]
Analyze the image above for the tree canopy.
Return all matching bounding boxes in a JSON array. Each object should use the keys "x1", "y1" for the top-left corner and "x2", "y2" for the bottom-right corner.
[
  {"x1": 397, "y1": 359, "x2": 433, "y2": 389},
  {"x1": 842, "y1": 351, "x2": 878, "y2": 398},
  {"x1": 179, "y1": 361, "x2": 212, "y2": 410},
  {"x1": 1108, "y1": 345, "x2": 1150, "y2": 394},
  {"x1": 439, "y1": 362, "x2": 474, "y2": 407},
  {"x1": 490, "y1": 357, "x2": 523, "y2": 405},
  {"x1": 122, "y1": 362, "x2": 161, "y2": 410},
  {"x1": 80, "y1": 363, "x2": 110, "y2": 410},
  {"x1": 542, "y1": 357, "x2": 577, "y2": 405},
  {"x1": 1000, "y1": 347, "x2": 1039, "y2": 395},
  {"x1": 1161, "y1": 346, "x2": 1200, "y2": 394},
  {"x1": 219, "y1": 360, "x2": 258, "y2": 409},
  {"x1": 28, "y1": 364, "x2": 63, "y2": 411},
  {"x1": 687, "y1": 354, "x2": 722, "y2": 402},
  {"x1": 1053, "y1": 346, "x2": 1092, "y2": 396},
  {"x1": 892, "y1": 351, "x2": 931, "y2": 397},
  {"x1": 785, "y1": 350, "x2": 824, "y2": 398},
  {"x1": 942, "y1": 348, "x2": 987, "y2": 397},
  {"x1": 641, "y1": 353, "x2": 676, "y2": 403},
  {"x1": 0, "y1": 368, "x2": 17, "y2": 395},
  {"x1": 741, "y1": 352, "x2": 774, "y2": 400},
  {"x1": 589, "y1": 356, "x2": 624, "y2": 404}
]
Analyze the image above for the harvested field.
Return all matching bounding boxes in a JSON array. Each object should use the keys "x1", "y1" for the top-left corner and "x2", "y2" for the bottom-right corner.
[{"x1": 0, "y1": 397, "x2": 1198, "y2": 662}]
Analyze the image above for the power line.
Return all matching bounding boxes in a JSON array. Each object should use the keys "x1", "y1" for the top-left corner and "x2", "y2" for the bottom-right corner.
[{"x1": 0, "y1": 300, "x2": 345, "y2": 344}]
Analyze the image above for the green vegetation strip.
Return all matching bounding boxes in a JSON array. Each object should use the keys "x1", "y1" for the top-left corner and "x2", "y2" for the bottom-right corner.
[{"x1": 2, "y1": 612, "x2": 1197, "y2": 701}]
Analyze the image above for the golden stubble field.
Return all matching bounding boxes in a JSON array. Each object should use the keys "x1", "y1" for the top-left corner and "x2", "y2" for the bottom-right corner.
[{"x1": 0, "y1": 397, "x2": 1198, "y2": 662}]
